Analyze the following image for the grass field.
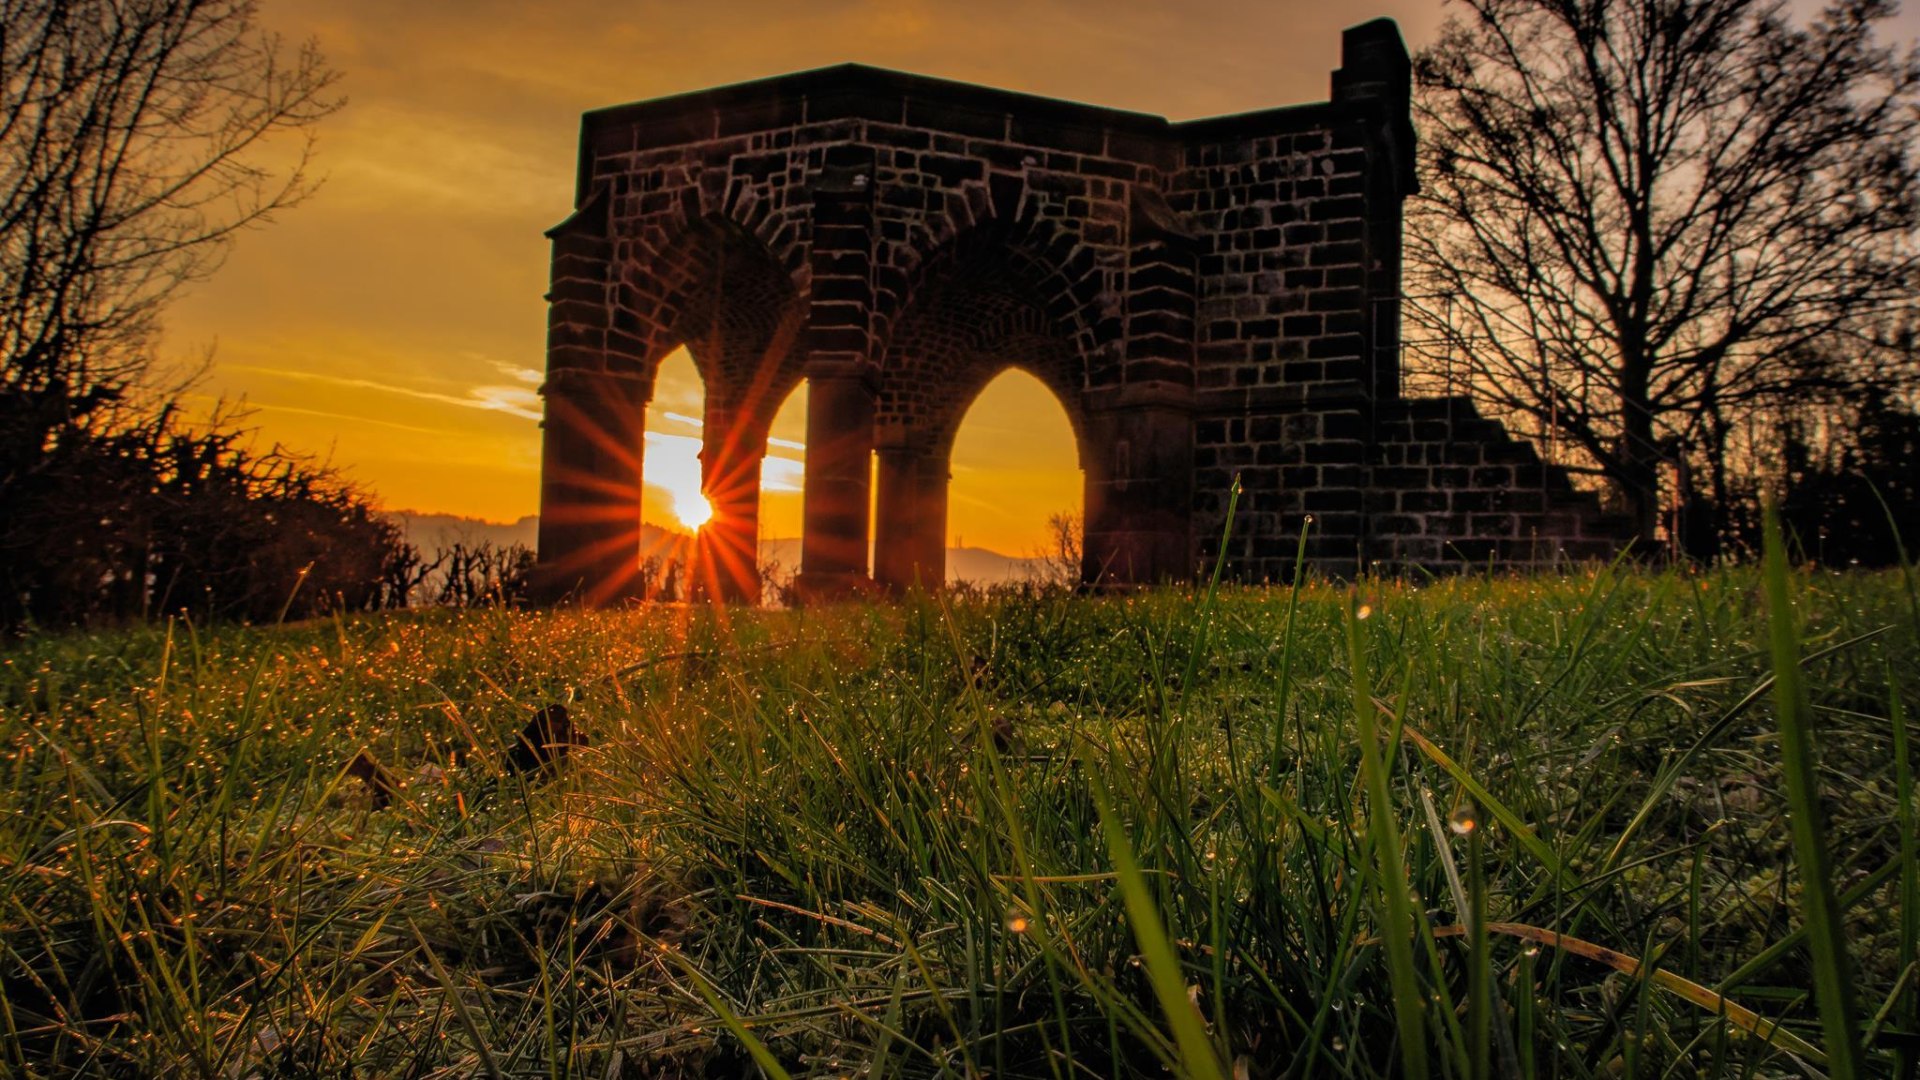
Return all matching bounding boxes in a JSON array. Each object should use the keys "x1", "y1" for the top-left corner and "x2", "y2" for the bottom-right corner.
[{"x1": 2, "y1": 554, "x2": 1917, "y2": 1078}]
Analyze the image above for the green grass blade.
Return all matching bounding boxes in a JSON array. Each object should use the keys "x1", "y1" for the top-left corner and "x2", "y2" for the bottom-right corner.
[
  {"x1": 1086, "y1": 765, "x2": 1224, "y2": 1080},
  {"x1": 409, "y1": 920, "x2": 506, "y2": 1080},
  {"x1": 1348, "y1": 596, "x2": 1429, "y2": 1080},
  {"x1": 1763, "y1": 505, "x2": 1863, "y2": 1078},
  {"x1": 1892, "y1": 661, "x2": 1918, "y2": 1079},
  {"x1": 669, "y1": 951, "x2": 795, "y2": 1080},
  {"x1": 1399, "y1": 721, "x2": 1562, "y2": 877}
]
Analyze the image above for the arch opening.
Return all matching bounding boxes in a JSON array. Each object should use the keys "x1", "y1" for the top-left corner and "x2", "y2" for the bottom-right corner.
[
  {"x1": 642, "y1": 347, "x2": 713, "y2": 534},
  {"x1": 755, "y1": 381, "x2": 809, "y2": 597},
  {"x1": 946, "y1": 367, "x2": 1084, "y2": 585},
  {"x1": 619, "y1": 215, "x2": 804, "y2": 604},
  {"x1": 644, "y1": 343, "x2": 809, "y2": 604},
  {"x1": 634, "y1": 346, "x2": 706, "y2": 601},
  {"x1": 871, "y1": 226, "x2": 1093, "y2": 592}
]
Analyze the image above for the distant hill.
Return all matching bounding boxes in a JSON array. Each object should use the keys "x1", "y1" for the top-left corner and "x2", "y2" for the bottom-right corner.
[
  {"x1": 756, "y1": 538, "x2": 1050, "y2": 585},
  {"x1": 389, "y1": 511, "x2": 541, "y2": 553},
  {"x1": 945, "y1": 545, "x2": 1052, "y2": 584},
  {"x1": 388, "y1": 512, "x2": 1048, "y2": 583},
  {"x1": 388, "y1": 512, "x2": 690, "y2": 555}
]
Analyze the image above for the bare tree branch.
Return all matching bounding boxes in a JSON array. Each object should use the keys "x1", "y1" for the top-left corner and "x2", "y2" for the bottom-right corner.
[
  {"x1": 1407, "y1": 0, "x2": 1920, "y2": 547},
  {"x1": 0, "y1": 0, "x2": 341, "y2": 446}
]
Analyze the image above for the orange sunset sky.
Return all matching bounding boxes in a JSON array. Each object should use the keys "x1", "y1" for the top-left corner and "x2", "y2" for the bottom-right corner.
[{"x1": 161, "y1": 0, "x2": 1909, "y2": 556}]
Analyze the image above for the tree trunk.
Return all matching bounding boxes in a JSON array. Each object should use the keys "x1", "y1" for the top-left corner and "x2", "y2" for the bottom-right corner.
[{"x1": 1617, "y1": 354, "x2": 1662, "y2": 554}]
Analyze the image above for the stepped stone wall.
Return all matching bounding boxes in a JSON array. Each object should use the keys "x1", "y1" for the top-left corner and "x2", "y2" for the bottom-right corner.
[{"x1": 1369, "y1": 398, "x2": 1630, "y2": 570}]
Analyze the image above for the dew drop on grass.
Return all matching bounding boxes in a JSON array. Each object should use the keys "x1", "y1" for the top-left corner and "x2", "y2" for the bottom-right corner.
[{"x1": 1448, "y1": 804, "x2": 1478, "y2": 835}]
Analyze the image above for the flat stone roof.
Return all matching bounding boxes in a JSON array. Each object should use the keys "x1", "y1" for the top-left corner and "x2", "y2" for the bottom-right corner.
[{"x1": 580, "y1": 61, "x2": 1336, "y2": 154}]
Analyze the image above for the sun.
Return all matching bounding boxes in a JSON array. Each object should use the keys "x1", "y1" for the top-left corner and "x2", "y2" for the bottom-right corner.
[{"x1": 674, "y1": 488, "x2": 713, "y2": 530}]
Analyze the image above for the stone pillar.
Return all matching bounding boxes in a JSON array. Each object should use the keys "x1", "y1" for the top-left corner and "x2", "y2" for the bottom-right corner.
[
  {"x1": 873, "y1": 439, "x2": 947, "y2": 592},
  {"x1": 795, "y1": 369, "x2": 875, "y2": 595},
  {"x1": 1083, "y1": 384, "x2": 1194, "y2": 587},
  {"x1": 693, "y1": 401, "x2": 765, "y2": 604},
  {"x1": 534, "y1": 367, "x2": 650, "y2": 603},
  {"x1": 793, "y1": 144, "x2": 879, "y2": 600},
  {"x1": 1333, "y1": 17, "x2": 1416, "y2": 404}
]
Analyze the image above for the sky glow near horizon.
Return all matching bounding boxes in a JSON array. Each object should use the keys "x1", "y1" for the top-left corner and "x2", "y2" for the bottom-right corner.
[{"x1": 157, "y1": 0, "x2": 1914, "y2": 555}]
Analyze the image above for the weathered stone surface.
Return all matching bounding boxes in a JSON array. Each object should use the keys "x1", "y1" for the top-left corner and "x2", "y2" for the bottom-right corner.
[{"x1": 534, "y1": 18, "x2": 1626, "y2": 601}]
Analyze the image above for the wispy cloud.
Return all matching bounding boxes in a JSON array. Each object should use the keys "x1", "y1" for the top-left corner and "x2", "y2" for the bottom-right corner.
[
  {"x1": 324, "y1": 103, "x2": 567, "y2": 217},
  {"x1": 762, "y1": 456, "x2": 804, "y2": 491},
  {"x1": 467, "y1": 383, "x2": 542, "y2": 418},
  {"x1": 225, "y1": 364, "x2": 543, "y2": 421},
  {"x1": 491, "y1": 360, "x2": 543, "y2": 384},
  {"x1": 244, "y1": 401, "x2": 453, "y2": 436},
  {"x1": 658, "y1": 408, "x2": 804, "y2": 453},
  {"x1": 181, "y1": 392, "x2": 455, "y2": 436}
]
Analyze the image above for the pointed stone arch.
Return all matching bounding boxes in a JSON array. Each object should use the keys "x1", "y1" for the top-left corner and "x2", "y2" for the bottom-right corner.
[
  {"x1": 538, "y1": 208, "x2": 807, "y2": 602},
  {"x1": 870, "y1": 221, "x2": 1098, "y2": 589}
]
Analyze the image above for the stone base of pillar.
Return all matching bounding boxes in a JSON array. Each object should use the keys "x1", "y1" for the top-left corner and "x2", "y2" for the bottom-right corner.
[
  {"x1": 873, "y1": 443, "x2": 947, "y2": 593},
  {"x1": 1083, "y1": 392, "x2": 1195, "y2": 588},
  {"x1": 1084, "y1": 515, "x2": 1194, "y2": 587},
  {"x1": 525, "y1": 563, "x2": 580, "y2": 606},
  {"x1": 790, "y1": 570, "x2": 878, "y2": 604},
  {"x1": 534, "y1": 368, "x2": 651, "y2": 608},
  {"x1": 526, "y1": 561, "x2": 646, "y2": 606},
  {"x1": 691, "y1": 525, "x2": 761, "y2": 604},
  {"x1": 798, "y1": 369, "x2": 877, "y2": 588}
]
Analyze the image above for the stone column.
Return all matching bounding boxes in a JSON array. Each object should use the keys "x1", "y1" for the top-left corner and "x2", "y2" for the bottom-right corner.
[
  {"x1": 694, "y1": 400, "x2": 766, "y2": 604},
  {"x1": 796, "y1": 368, "x2": 875, "y2": 595},
  {"x1": 534, "y1": 367, "x2": 651, "y2": 603},
  {"x1": 873, "y1": 439, "x2": 947, "y2": 592},
  {"x1": 793, "y1": 144, "x2": 880, "y2": 600},
  {"x1": 1333, "y1": 17, "x2": 1416, "y2": 404},
  {"x1": 918, "y1": 457, "x2": 949, "y2": 588},
  {"x1": 1083, "y1": 384, "x2": 1195, "y2": 587}
]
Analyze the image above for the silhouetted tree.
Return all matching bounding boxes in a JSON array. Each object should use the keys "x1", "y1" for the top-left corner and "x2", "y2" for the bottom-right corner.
[
  {"x1": 1771, "y1": 385, "x2": 1920, "y2": 564},
  {"x1": 1, "y1": 0, "x2": 339, "y2": 448},
  {"x1": 432, "y1": 540, "x2": 535, "y2": 607},
  {"x1": 758, "y1": 555, "x2": 796, "y2": 606},
  {"x1": 1036, "y1": 510, "x2": 1083, "y2": 589},
  {"x1": 381, "y1": 542, "x2": 441, "y2": 610},
  {"x1": 1, "y1": 408, "x2": 412, "y2": 627},
  {"x1": 0, "y1": 1, "x2": 366, "y2": 628},
  {"x1": 1408, "y1": 0, "x2": 1920, "y2": 549}
]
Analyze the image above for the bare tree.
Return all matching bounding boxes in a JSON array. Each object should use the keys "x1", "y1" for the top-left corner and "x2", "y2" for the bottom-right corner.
[
  {"x1": 432, "y1": 540, "x2": 535, "y2": 607},
  {"x1": 0, "y1": 1, "x2": 349, "y2": 627},
  {"x1": 1036, "y1": 510, "x2": 1083, "y2": 589},
  {"x1": 1408, "y1": 0, "x2": 1920, "y2": 548},
  {"x1": 0, "y1": 0, "x2": 340, "y2": 454}
]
